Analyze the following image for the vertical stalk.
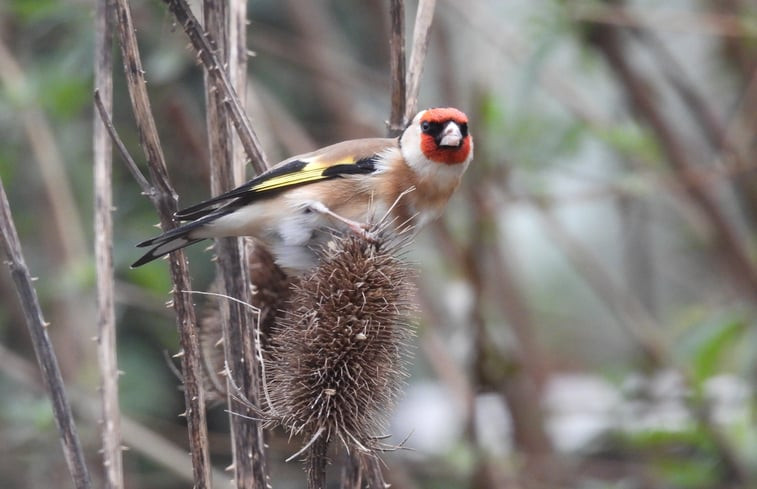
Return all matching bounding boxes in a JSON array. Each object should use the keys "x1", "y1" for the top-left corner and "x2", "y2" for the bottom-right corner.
[
  {"x1": 0, "y1": 180, "x2": 92, "y2": 489},
  {"x1": 112, "y1": 0, "x2": 212, "y2": 486},
  {"x1": 94, "y1": 0, "x2": 123, "y2": 488},
  {"x1": 203, "y1": 1, "x2": 268, "y2": 487},
  {"x1": 388, "y1": 0, "x2": 406, "y2": 136}
]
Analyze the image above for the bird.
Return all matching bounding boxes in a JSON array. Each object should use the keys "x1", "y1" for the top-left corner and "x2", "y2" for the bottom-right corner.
[{"x1": 132, "y1": 107, "x2": 473, "y2": 273}]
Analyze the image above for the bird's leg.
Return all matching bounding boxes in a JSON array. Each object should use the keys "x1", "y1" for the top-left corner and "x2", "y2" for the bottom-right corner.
[{"x1": 306, "y1": 201, "x2": 378, "y2": 243}]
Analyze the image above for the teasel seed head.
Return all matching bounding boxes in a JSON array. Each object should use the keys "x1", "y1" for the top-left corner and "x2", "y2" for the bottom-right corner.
[{"x1": 265, "y1": 227, "x2": 416, "y2": 460}]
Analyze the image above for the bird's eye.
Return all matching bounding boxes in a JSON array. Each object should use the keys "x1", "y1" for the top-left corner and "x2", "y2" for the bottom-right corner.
[{"x1": 421, "y1": 121, "x2": 431, "y2": 132}]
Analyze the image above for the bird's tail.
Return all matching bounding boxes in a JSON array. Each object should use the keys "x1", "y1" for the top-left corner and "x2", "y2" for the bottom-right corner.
[{"x1": 131, "y1": 217, "x2": 212, "y2": 268}]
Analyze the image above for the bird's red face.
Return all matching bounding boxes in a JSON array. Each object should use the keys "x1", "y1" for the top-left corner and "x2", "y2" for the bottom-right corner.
[{"x1": 418, "y1": 108, "x2": 472, "y2": 165}]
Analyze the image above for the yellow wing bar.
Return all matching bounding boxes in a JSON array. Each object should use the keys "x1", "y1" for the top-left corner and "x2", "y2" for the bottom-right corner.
[{"x1": 250, "y1": 158, "x2": 355, "y2": 193}]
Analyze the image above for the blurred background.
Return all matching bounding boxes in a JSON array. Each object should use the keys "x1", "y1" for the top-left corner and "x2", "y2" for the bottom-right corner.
[{"x1": 1, "y1": 0, "x2": 756, "y2": 488}]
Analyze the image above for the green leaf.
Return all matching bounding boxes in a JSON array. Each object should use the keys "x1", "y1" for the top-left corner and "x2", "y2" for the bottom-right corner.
[{"x1": 690, "y1": 318, "x2": 747, "y2": 384}]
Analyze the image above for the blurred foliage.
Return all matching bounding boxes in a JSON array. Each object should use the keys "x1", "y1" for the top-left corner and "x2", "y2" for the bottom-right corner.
[{"x1": 1, "y1": 1, "x2": 756, "y2": 488}]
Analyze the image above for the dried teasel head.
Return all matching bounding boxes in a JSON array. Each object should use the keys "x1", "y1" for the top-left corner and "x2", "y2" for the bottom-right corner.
[{"x1": 264, "y1": 226, "x2": 416, "y2": 463}]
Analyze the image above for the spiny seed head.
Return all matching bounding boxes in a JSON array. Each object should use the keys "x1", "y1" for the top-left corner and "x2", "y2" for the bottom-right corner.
[{"x1": 265, "y1": 229, "x2": 416, "y2": 453}]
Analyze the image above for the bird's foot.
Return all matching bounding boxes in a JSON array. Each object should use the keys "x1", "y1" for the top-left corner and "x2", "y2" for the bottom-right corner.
[{"x1": 307, "y1": 201, "x2": 378, "y2": 243}]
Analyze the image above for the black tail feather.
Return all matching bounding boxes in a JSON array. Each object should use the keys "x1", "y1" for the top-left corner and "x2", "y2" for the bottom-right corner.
[
  {"x1": 131, "y1": 237, "x2": 205, "y2": 268},
  {"x1": 132, "y1": 213, "x2": 223, "y2": 267}
]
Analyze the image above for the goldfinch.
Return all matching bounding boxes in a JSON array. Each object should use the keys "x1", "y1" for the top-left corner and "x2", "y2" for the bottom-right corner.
[{"x1": 133, "y1": 107, "x2": 472, "y2": 272}]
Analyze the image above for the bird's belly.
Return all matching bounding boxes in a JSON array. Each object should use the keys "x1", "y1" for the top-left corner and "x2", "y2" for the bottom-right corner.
[{"x1": 266, "y1": 210, "x2": 348, "y2": 272}]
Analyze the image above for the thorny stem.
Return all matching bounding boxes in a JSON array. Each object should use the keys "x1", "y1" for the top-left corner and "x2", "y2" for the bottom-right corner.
[
  {"x1": 112, "y1": 0, "x2": 212, "y2": 486},
  {"x1": 94, "y1": 0, "x2": 124, "y2": 488},
  {"x1": 0, "y1": 180, "x2": 92, "y2": 489}
]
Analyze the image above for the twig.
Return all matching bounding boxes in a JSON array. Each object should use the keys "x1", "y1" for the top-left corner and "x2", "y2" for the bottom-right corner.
[
  {"x1": 202, "y1": 1, "x2": 268, "y2": 487},
  {"x1": 161, "y1": 0, "x2": 270, "y2": 174},
  {"x1": 305, "y1": 434, "x2": 328, "y2": 489},
  {"x1": 94, "y1": 93, "x2": 151, "y2": 194},
  {"x1": 634, "y1": 30, "x2": 757, "y2": 226},
  {"x1": 388, "y1": 0, "x2": 406, "y2": 136},
  {"x1": 404, "y1": 0, "x2": 436, "y2": 121},
  {"x1": 0, "y1": 180, "x2": 92, "y2": 489},
  {"x1": 111, "y1": 1, "x2": 212, "y2": 487},
  {"x1": 93, "y1": 0, "x2": 123, "y2": 488},
  {"x1": 570, "y1": 4, "x2": 756, "y2": 38}
]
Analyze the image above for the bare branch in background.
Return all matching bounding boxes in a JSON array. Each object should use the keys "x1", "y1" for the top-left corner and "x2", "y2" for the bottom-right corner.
[
  {"x1": 570, "y1": 4, "x2": 756, "y2": 37},
  {"x1": 161, "y1": 0, "x2": 270, "y2": 174},
  {"x1": 93, "y1": 0, "x2": 123, "y2": 488},
  {"x1": 111, "y1": 0, "x2": 212, "y2": 486},
  {"x1": 633, "y1": 30, "x2": 757, "y2": 226},
  {"x1": 0, "y1": 181, "x2": 92, "y2": 489},
  {"x1": 587, "y1": 23, "x2": 757, "y2": 298},
  {"x1": 405, "y1": 0, "x2": 436, "y2": 121},
  {"x1": 203, "y1": 1, "x2": 268, "y2": 487},
  {"x1": 388, "y1": 0, "x2": 406, "y2": 136}
]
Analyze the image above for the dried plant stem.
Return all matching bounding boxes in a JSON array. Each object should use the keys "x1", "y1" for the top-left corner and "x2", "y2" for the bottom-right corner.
[
  {"x1": 339, "y1": 453, "x2": 361, "y2": 489},
  {"x1": 93, "y1": 0, "x2": 123, "y2": 488},
  {"x1": 404, "y1": 0, "x2": 436, "y2": 122},
  {"x1": 94, "y1": 90, "x2": 216, "y2": 486},
  {"x1": 306, "y1": 437, "x2": 328, "y2": 489},
  {"x1": 111, "y1": 1, "x2": 212, "y2": 487},
  {"x1": 388, "y1": 0, "x2": 406, "y2": 136},
  {"x1": 202, "y1": 1, "x2": 268, "y2": 487},
  {"x1": 0, "y1": 181, "x2": 92, "y2": 489},
  {"x1": 162, "y1": 0, "x2": 269, "y2": 174}
]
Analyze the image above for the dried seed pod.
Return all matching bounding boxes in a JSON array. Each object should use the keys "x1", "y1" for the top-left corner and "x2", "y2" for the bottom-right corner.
[{"x1": 265, "y1": 229, "x2": 415, "y2": 461}]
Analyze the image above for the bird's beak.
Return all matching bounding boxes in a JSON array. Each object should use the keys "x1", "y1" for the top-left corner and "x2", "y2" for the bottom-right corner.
[{"x1": 439, "y1": 122, "x2": 463, "y2": 147}]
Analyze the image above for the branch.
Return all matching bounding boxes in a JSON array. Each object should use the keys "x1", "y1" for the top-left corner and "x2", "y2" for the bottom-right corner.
[
  {"x1": 588, "y1": 24, "x2": 757, "y2": 297},
  {"x1": 633, "y1": 30, "x2": 757, "y2": 226},
  {"x1": 161, "y1": 0, "x2": 270, "y2": 174},
  {"x1": 404, "y1": 0, "x2": 436, "y2": 121},
  {"x1": 111, "y1": 1, "x2": 212, "y2": 487},
  {"x1": 202, "y1": 1, "x2": 268, "y2": 487},
  {"x1": 388, "y1": 0, "x2": 406, "y2": 136},
  {"x1": 93, "y1": 0, "x2": 123, "y2": 488},
  {"x1": 0, "y1": 180, "x2": 92, "y2": 489}
]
